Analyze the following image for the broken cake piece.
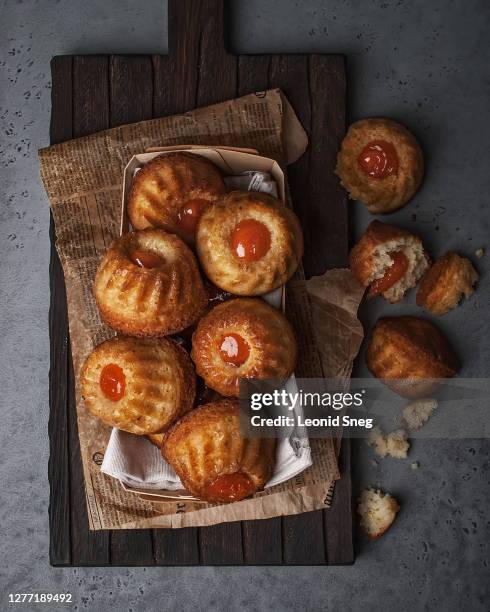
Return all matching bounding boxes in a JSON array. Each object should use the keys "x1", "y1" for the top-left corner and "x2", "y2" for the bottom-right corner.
[
  {"x1": 368, "y1": 425, "x2": 410, "y2": 459},
  {"x1": 416, "y1": 252, "x2": 479, "y2": 315},
  {"x1": 401, "y1": 398, "x2": 438, "y2": 431},
  {"x1": 357, "y1": 488, "x2": 400, "y2": 539}
]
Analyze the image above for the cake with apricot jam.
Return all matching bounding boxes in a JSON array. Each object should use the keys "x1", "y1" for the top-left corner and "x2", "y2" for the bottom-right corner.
[
  {"x1": 335, "y1": 118, "x2": 424, "y2": 213},
  {"x1": 127, "y1": 152, "x2": 226, "y2": 243},
  {"x1": 195, "y1": 191, "x2": 303, "y2": 295},
  {"x1": 366, "y1": 316, "x2": 459, "y2": 398},
  {"x1": 191, "y1": 297, "x2": 297, "y2": 397},
  {"x1": 162, "y1": 399, "x2": 276, "y2": 503},
  {"x1": 349, "y1": 221, "x2": 430, "y2": 303},
  {"x1": 93, "y1": 229, "x2": 207, "y2": 336},
  {"x1": 81, "y1": 337, "x2": 195, "y2": 435}
]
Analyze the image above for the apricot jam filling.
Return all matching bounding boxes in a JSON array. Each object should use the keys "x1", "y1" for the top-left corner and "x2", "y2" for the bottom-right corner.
[
  {"x1": 231, "y1": 219, "x2": 271, "y2": 262},
  {"x1": 129, "y1": 249, "x2": 165, "y2": 269},
  {"x1": 357, "y1": 140, "x2": 399, "y2": 179},
  {"x1": 206, "y1": 472, "x2": 255, "y2": 502},
  {"x1": 100, "y1": 363, "x2": 126, "y2": 402},
  {"x1": 368, "y1": 251, "x2": 409, "y2": 297},
  {"x1": 176, "y1": 198, "x2": 210, "y2": 238},
  {"x1": 218, "y1": 333, "x2": 250, "y2": 366}
]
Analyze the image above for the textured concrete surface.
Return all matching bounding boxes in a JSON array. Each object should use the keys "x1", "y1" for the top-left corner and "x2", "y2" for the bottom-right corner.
[{"x1": 1, "y1": 0, "x2": 489, "y2": 610}]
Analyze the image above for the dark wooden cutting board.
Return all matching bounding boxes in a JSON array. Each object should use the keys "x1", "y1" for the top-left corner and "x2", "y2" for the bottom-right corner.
[{"x1": 48, "y1": 0, "x2": 352, "y2": 566}]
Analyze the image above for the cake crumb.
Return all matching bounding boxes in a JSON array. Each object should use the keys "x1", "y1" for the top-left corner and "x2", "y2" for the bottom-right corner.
[
  {"x1": 475, "y1": 248, "x2": 485, "y2": 259},
  {"x1": 368, "y1": 425, "x2": 410, "y2": 458},
  {"x1": 411, "y1": 461, "x2": 420, "y2": 470},
  {"x1": 357, "y1": 488, "x2": 400, "y2": 539},
  {"x1": 402, "y1": 399, "x2": 438, "y2": 431}
]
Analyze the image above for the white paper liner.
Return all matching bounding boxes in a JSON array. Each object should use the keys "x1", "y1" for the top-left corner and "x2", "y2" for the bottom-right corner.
[{"x1": 101, "y1": 427, "x2": 312, "y2": 492}]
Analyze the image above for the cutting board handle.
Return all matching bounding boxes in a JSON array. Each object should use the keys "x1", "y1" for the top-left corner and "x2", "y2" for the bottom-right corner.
[{"x1": 168, "y1": 0, "x2": 228, "y2": 58}]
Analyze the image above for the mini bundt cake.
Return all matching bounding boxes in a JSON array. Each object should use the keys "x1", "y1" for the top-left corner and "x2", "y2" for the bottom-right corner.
[
  {"x1": 93, "y1": 229, "x2": 207, "y2": 336},
  {"x1": 366, "y1": 316, "x2": 459, "y2": 398},
  {"x1": 196, "y1": 190, "x2": 303, "y2": 295},
  {"x1": 335, "y1": 118, "x2": 424, "y2": 213},
  {"x1": 191, "y1": 298, "x2": 297, "y2": 397},
  {"x1": 127, "y1": 152, "x2": 226, "y2": 243},
  {"x1": 162, "y1": 399, "x2": 276, "y2": 503},
  {"x1": 81, "y1": 336, "x2": 195, "y2": 435},
  {"x1": 416, "y1": 251, "x2": 479, "y2": 315},
  {"x1": 350, "y1": 221, "x2": 430, "y2": 303}
]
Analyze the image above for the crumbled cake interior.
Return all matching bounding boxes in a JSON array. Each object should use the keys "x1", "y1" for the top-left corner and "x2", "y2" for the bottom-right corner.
[
  {"x1": 402, "y1": 399, "x2": 438, "y2": 431},
  {"x1": 357, "y1": 488, "x2": 400, "y2": 539},
  {"x1": 368, "y1": 425, "x2": 410, "y2": 459}
]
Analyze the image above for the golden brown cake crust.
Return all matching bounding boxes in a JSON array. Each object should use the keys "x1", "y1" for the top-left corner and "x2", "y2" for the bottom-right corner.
[
  {"x1": 196, "y1": 190, "x2": 303, "y2": 295},
  {"x1": 366, "y1": 316, "x2": 459, "y2": 398},
  {"x1": 81, "y1": 337, "x2": 195, "y2": 435},
  {"x1": 93, "y1": 229, "x2": 207, "y2": 337},
  {"x1": 191, "y1": 298, "x2": 297, "y2": 397},
  {"x1": 350, "y1": 221, "x2": 419, "y2": 286},
  {"x1": 146, "y1": 432, "x2": 165, "y2": 448},
  {"x1": 162, "y1": 399, "x2": 276, "y2": 503},
  {"x1": 335, "y1": 118, "x2": 424, "y2": 214},
  {"x1": 416, "y1": 251, "x2": 479, "y2": 315},
  {"x1": 127, "y1": 152, "x2": 226, "y2": 242}
]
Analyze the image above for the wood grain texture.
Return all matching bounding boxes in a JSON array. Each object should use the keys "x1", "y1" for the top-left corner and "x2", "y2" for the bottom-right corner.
[
  {"x1": 168, "y1": 0, "x2": 236, "y2": 111},
  {"x1": 70, "y1": 55, "x2": 111, "y2": 566},
  {"x1": 324, "y1": 439, "x2": 353, "y2": 564},
  {"x1": 242, "y1": 518, "x2": 282, "y2": 564},
  {"x1": 152, "y1": 54, "x2": 177, "y2": 118},
  {"x1": 48, "y1": 56, "x2": 73, "y2": 567},
  {"x1": 73, "y1": 56, "x2": 109, "y2": 137},
  {"x1": 153, "y1": 527, "x2": 200, "y2": 565},
  {"x1": 307, "y1": 55, "x2": 348, "y2": 271},
  {"x1": 109, "y1": 56, "x2": 154, "y2": 127},
  {"x1": 48, "y1": 0, "x2": 352, "y2": 566},
  {"x1": 199, "y1": 523, "x2": 244, "y2": 565}
]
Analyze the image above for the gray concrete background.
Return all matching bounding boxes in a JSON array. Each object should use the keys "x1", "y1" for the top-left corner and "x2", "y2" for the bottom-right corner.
[{"x1": 1, "y1": 0, "x2": 489, "y2": 610}]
